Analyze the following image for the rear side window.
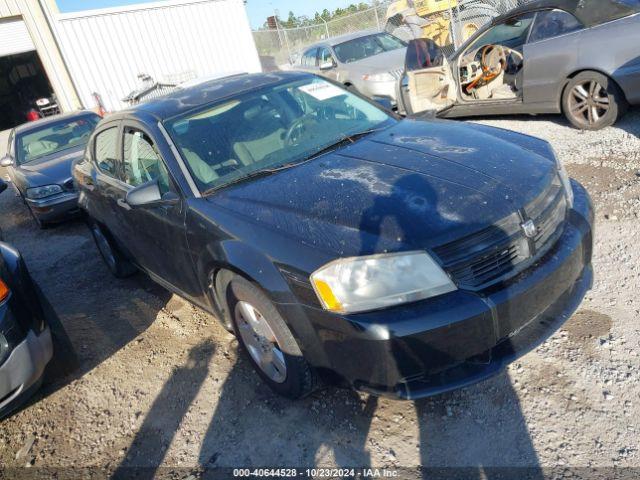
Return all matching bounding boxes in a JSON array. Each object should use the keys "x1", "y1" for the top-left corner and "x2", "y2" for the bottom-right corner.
[
  {"x1": 529, "y1": 9, "x2": 583, "y2": 43},
  {"x1": 94, "y1": 127, "x2": 119, "y2": 178}
]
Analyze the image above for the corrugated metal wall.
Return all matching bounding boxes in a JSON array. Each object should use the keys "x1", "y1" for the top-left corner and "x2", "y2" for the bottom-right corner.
[
  {"x1": 0, "y1": 0, "x2": 82, "y2": 112},
  {"x1": 52, "y1": 0, "x2": 261, "y2": 112},
  {"x1": 0, "y1": 0, "x2": 21, "y2": 17},
  {"x1": 0, "y1": 18, "x2": 36, "y2": 56}
]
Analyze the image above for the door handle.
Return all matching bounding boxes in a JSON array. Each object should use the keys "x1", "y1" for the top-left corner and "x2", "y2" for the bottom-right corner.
[{"x1": 116, "y1": 198, "x2": 131, "y2": 211}]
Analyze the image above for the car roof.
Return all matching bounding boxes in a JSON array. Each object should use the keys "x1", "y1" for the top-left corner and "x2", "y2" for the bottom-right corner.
[
  {"x1": 14, "y1": 110, "x2": 99, "y2": 135},
  {"x1": 494, "y1": 0, "x2": 639, "y2": 27},
  {"x1": 305, "y1": 29, "x2": 381, "y2": 50},
  {"x1": 114, "y1": 71, "x2": 314, "y2": 122}
]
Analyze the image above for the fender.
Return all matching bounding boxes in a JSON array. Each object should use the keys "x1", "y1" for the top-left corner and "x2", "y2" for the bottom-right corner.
[
  {"x1": 193, "y1": 239, "x2": 330, "y2": 367},
  {"x1": 0, "y1": 243, "x2": 46, "y2": 334}
]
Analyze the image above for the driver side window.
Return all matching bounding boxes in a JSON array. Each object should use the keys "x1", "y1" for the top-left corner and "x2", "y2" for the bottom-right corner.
[
  {"x1": 122, "y1": 128, "x2": 170, "y2": 194},
  {"x1": 529, "y1": 10, "x2": 583, "y2": 43},
  {"x1": 318, "y1": 47, "x2": 334, "y2": 66},
  {"x1": 467, "y1": 12, "x2": 536, "y2": 52}
]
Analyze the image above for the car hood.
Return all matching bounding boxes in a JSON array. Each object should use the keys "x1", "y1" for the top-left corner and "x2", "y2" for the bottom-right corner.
[
  {"x1": 208, "y1": 119, "x2": 558, "y2": 258},
  {"x1": 348, "y1": 48, "x2": 406, "y2": 73},
  {"x1": 17, "y1": 146, "x2": 84, "y2": 187}
]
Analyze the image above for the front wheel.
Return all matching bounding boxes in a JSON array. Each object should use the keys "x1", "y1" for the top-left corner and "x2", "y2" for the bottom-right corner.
[
  {"x1": 562, "y1": 72, "x2": 628, "y2": 130},
  {"x1": 87, "y1": 218, "x2": 137, "y2": 278},
  {"x1": 226, "y1": 275, "x2": 316, "y2": 399}
]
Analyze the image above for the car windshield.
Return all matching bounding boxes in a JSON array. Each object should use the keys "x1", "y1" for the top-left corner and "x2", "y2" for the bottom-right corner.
[
  {"x1": 165, "y1": 77, "x2": 395, "y2": 194},
  {"x1": 333, "y1": 33, "x2": 406, "y2": 64},
  {"x1": 16, "y1": 114, "x2": 101, "y2": 165}
]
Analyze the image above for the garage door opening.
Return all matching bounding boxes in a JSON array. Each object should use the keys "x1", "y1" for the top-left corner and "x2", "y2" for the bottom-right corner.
[{"x1": 0, "y1": 51, "x2": 59, "y2": 131}]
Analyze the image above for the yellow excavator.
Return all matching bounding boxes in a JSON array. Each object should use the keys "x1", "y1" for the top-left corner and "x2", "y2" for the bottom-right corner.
[{"x1": 385, "y1": 0, "x2": 518, "y2": 47}]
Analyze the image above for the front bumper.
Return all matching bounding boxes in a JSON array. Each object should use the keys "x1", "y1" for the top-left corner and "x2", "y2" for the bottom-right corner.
[
  {"x1": 26, "y1": 192, "x2": 80, "y2": 222},
  {"x1": 357, "y1": 79, "x2": 399, "y2": 106},
  {"x1": 280, "y1": 181, "x2": 594, "y2": 399},
  {"x1": 0, "y1": 325, "x2": 53, "y2": 416}
]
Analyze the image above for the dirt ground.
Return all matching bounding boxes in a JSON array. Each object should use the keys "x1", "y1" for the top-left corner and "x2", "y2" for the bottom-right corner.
[{"x1": 0, "y1": 110, "x2": 639, "y2": 478}]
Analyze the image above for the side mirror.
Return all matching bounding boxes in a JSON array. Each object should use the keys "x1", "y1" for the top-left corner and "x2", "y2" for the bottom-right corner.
[
  {"x1": 0, "y1": 156, "x2": 13, "y2": 167},
  {"x1": 319, "y1": 60, "x2": 336, "y2": 71},
  {"x1": 125, "y1": 180, "x2": 178, "y2": 209},
  {"x1": 0, "y1": 179, "x2": 7, "y2": 195}
]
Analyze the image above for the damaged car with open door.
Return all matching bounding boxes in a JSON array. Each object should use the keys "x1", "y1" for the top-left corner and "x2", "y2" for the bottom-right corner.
[{"x1": 398, "y1": 0, "x2": 640, "y2": 130}]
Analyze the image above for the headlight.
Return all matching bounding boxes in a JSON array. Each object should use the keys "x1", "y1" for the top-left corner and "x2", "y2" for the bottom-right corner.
[
  {"x1": 0, "y1": 332, "x2": 8, "y2": 366},
  {"x1": 26, "y1": 185, "x2": 63, "y2": 200},
  {"x1": 310, "y1": 251, "x2": 457, "y2": 314},
  {"x1": 549, "y1": 146, "x2": 574, "y2": 208},
  {"x1": 362, "y1": 72, "x2": 396, "y2": 83},
  {"x1": 0, "y1": 278, "x2": 9, "y2": 303}
]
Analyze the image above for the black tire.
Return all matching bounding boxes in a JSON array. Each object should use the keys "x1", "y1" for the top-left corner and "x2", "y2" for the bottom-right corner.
[
  {"x1": 226, "y1": 275, "x2": 316, "y2": 399},
  {"x1": 28, "y1": 206, "x2": 48, "y2": 229},
  {"x1": 87, "y1": 217, "x2": 137, "y2": 278},
  {"x1": 562, "y1": 71, "x2": 628, "y2": 131}
]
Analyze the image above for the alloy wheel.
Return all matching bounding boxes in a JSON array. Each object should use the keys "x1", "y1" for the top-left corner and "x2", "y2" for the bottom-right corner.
[
  {"x1": 234, "y1": 301, "x2": 287, "y2": 383},
  {"x1": 568, "y1": 80, "x2": 610, "y2": 128}
]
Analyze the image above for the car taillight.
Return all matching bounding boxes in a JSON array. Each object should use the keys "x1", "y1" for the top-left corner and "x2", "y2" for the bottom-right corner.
[{"x1": 0, "y1": 279, "x2": 9, "y2": 302}]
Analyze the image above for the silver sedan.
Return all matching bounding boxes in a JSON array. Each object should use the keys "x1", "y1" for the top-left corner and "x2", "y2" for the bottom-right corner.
[
  {"x1": 297, "y1": 30, "x2": 407, "y2": 108},
  {"x1": 399, "y1": 0, "x2": 640, "y2": 130},
  {"x1": 1, "y1": 112, "x2": 101, "y2": 228}
]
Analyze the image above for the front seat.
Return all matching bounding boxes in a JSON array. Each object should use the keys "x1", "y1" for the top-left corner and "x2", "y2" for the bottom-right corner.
[
  {"x1": 231, "y1": 101, "x2": 287, "y2": 166},
  {"x1": 27, "y1": 140, "x2": 58, "y2": 159}
]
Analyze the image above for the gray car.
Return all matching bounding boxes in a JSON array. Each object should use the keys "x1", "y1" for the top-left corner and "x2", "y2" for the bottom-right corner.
[
  {"x1": 1, "y1": 112, "x2": 101, "y2": 227},
  {"x1": 399, "y1": 0, "x2": 640, "y2": 130},
  {"x1": 297, "y1": 30, "x2": 407, "y2": 108}
]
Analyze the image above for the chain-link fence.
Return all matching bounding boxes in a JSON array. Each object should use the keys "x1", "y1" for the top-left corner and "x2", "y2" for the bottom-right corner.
[
  {"x1": 253, "y1": 0, "x2": 533, "y2": 70},
  {"x1": 253, "y1": 3, "x2": 390, "y2": 69}
]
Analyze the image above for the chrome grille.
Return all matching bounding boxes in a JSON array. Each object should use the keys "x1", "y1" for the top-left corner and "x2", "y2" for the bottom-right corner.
[
  {"x1": 389, "y1": 68, "x2": 404, "y2": 80},
  {"x1": 433, "y1": 179, "x2": 567, "y2": 290}
]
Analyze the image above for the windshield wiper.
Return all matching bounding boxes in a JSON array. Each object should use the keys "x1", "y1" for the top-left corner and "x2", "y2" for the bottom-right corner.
[{"x1": 303, "y1": 127, "x2": 386, "y2": 162}]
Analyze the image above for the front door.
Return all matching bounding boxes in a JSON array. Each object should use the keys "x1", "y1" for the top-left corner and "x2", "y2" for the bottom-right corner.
[
  {"x1": 401, "y1": 38, "x2": 456, "y2": 115},
  {"x1": 114, "y1": 123, "x2": 201, "y2": 299}
]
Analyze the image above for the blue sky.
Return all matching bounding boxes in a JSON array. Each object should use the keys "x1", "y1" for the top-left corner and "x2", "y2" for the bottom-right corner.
[{"x1": 56, "y1": 0, "x2": 355, "y2": 29}]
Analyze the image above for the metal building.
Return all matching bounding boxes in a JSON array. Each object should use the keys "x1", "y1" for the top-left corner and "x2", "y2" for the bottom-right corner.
[
  {"x1": 0, "y1": 0, "x2": 261, "y2": 129},
  {"x1": 0, "y1": 0, "x2": 81, "y2": 130}
]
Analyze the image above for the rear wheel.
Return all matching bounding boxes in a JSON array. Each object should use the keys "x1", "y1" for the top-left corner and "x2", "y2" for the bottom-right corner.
[
  {"x1": 87, "y1": 218, "x2": 136, "y2": 278},
  {"x1": 226, "y1": 275, "x2": 316, "y2": 399},
  {"x1": 562, "y1": 72, "x2": 627, "y2": 130}
]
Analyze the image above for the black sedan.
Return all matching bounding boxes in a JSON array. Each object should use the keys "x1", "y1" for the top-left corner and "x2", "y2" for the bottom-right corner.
[
  {"x1": 1, "y1": 112, "x2": 101, "y2": 228},
  {"x1": 0, "y1": 179, "x2": 53, "y2": 417},
  {"x1": 73, "y1": 72, "x2": 594, "y2": 399}
]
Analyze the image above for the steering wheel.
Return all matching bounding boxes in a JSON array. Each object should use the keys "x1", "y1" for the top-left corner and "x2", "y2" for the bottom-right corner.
[
  {"x1": 284, "y1": 116, "x2": 318, "y2": 146},
  {"x1": 481, "y1": 44, "x2": 508, "y2": 80}
]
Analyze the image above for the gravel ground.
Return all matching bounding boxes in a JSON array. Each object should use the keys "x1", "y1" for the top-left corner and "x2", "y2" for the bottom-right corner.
[{"x1": 0, "y1": 110, "x2": 638, "y2": 477}]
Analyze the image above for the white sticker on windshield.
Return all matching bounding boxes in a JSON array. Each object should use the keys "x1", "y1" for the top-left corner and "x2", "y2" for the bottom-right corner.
[{"x1": 298, "y1": 81, "x2": 345, "y2": 101}]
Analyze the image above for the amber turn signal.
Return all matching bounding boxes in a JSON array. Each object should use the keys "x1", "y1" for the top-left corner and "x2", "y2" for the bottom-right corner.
[{"x1": 0, "y1": 279, "x2": 9, "y2": 303}]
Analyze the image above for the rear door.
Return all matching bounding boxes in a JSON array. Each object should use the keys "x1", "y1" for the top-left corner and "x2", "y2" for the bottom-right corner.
[
  {"x1": 89, "y1": 122, "x2": 128, "y2": 244},
  {"x1": 523, "y1": 9, "x2": 584, "y2": 105},
  {"x1": 400, "y1": 38, "x2": 456, "y2": 115}
]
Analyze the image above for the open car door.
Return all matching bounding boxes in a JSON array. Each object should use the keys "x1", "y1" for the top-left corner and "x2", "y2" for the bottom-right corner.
[{"x1": 399, "y1": 38, "x2": 456, "y2": 116}]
